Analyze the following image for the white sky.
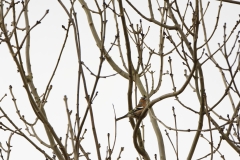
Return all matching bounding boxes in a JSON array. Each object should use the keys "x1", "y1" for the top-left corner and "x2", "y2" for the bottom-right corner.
[{"x1": 0, "y1": 0, "x2": 240, "y2": 159}]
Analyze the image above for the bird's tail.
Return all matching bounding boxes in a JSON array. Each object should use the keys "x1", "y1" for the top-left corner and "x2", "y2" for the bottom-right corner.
[{"x1": 116, "y1": 114, "x2": 128, "y2": 121}]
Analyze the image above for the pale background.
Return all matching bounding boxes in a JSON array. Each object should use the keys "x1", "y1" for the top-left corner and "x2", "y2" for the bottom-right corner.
[{"x1": 0, "y1": 0, "x2": 239, "y2": 159}]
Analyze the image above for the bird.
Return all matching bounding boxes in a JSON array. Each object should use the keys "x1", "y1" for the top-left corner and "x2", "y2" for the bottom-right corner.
[{"x1": 116, "y1": 96, "x2": 147, "y2": 121}]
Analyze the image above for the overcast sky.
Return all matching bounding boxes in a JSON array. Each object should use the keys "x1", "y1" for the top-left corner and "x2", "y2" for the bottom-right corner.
[{"x1": 0, "y1": 0, "x2": 240, "y2": 159}]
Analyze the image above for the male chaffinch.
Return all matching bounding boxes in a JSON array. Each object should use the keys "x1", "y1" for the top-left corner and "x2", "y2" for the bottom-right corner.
[{"x1": 116, "y1": 96, "x2": 147, "y2": 121}]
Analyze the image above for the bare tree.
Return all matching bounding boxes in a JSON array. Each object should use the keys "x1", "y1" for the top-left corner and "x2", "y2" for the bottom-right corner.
[{"x1": 0, "y1": 0, "x2": 240, "y2": 160}]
